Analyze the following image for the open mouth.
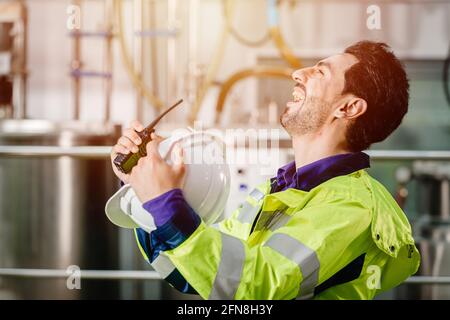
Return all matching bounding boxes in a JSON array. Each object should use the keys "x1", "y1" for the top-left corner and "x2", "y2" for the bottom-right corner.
[
  {"x1": 293, "y1": 84, "x2": 306, "y2": 102},
  {"x1": 292, "y1": 90, "x2": 305, "y2": 103},
  {"x1": 287, "y1": 84, "x2": 306, "y2": 108}
]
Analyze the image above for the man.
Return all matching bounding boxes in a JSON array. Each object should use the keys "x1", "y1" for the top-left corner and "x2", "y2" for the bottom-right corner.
[{"x1": 110, "y1": 41, "x2": 420, "y2": 300}]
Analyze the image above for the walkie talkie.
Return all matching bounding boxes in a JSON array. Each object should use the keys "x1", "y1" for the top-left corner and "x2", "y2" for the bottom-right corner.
[{"x1": 113, "y1": 99, "x2": 183, "y2": 174}]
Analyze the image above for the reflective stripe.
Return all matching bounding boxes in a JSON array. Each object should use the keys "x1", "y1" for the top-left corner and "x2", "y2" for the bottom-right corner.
[
  {"x1": 237, "y1": 202, "x2": 260, "y2": 224},
  {"x1": 211, "y1": 223, "x2": 220, "y2": 230},
  {"x1": 268, "y1": 212, "x2": 291, "y2": 231},
  {"x1": 250, "y1": 188, "x2": 265, "y2": 201},
  {"x1": 254, "y1": 210, "x2": 291, "y2": 232},
  {"x1": 237, "y1": 188, "x2": 266, "y2": 224},
  {"x1": 208, "y1": 233, "x2": 246, "y2": 300},
  {"x1": 264, "y1": 233, "x2": 320, "y2": 299},
  {"x1": 151, "y1": 254, "x2": 176, "y2": 279}
]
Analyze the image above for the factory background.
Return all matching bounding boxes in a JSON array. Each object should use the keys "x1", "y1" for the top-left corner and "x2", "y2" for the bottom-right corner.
[{"x1": 0, "y1": 0, "x2": 449, "y2": 299}]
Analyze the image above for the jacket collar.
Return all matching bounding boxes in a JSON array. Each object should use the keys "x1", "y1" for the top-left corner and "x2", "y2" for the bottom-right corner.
[{"x1": 274, "y1": 152, "x2": 371, "y2": 192}]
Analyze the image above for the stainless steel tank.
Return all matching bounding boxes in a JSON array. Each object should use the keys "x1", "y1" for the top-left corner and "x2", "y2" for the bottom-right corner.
[
  {"x1": 395, "y1": 161, "x2": 450, "y2": 299},
  {"x1": 0, "y1": 119, "x2": 121, "y2": 299}
]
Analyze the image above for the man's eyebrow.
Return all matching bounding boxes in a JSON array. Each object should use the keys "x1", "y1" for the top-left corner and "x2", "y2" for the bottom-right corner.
[{"x1": 317, "y1": 61, "x2": 332, "y2": 71}]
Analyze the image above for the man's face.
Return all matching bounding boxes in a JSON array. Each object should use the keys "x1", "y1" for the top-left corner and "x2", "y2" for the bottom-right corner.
[{"x1": 281, "y1": 53, "x2": 359, "y2": 136}]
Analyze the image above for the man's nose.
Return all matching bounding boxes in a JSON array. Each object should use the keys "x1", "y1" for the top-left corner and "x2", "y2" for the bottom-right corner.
[{"x1": 292, "y1": 68, "x2": 306, "y2": 83}]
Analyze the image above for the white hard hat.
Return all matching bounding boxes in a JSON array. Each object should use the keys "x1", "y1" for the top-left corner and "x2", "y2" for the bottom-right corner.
[{"x1": 105, "y1": 130, "x2": 230, "y2": 231}]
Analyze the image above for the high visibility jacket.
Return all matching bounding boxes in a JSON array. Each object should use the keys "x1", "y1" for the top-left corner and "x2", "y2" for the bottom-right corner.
[{"x1": 135, "y1": 169, "x2": 420, "y2": 300}]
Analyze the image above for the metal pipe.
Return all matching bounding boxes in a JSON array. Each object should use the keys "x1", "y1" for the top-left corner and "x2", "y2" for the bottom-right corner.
[
  {"x1": 0, "y1": 268, "x2": 449, "y2": 284},
  {"x1": 441, "y1": 179, "x2": 450, "y2": 219},
  {"x1": 14, "y1": 0, "x2": 27, "y2": 119},
  {"x1": 404, "y1": 276, "x2": 450, "y2": 285},
  {"x1": 289, "y1": 0, "x2": 449, "y2": 3},
  {"x1": 167, "y1": 0, "x2": 177, "y2": 107},
  {"x1": 267, "y1": 0, "x2": 302, "y2": 69},
  {"x1": 1, "y1": 146, "x2": 450, "y2": 161},
  {"x1": 223, "y1": 0, "x2": 270, "y2": 47},
  {"x1": 135, "y1": 0, "x2": 143, "y2": 121},
  {"x1": 285, "y1": 149, "x2": 450, "y2": 161},
  {"x1": 187, "y1": 0, "x2": 199, "y2": 115},
  {"x1": 104, "y1": 0, "x2": 114, "y2": 123},
  {"x1": 148, "y1": 0, "x2": 159, "y2": 120},
  {"x1": 0, "y1": 268, "x2": 160, "y2": 280},
  {"x1": 71, "y1": 0, "x2": 82, "y2": 120},
  {"x1": 113, "y1": 0, "x2": 164, "y2": 110},
  {"x1": 215, "y1": 66, "x2": 294, "y2": 124},
  {"x1": 0, "y1": 146, "x2": 112, "y2": 158},
  {"x1": 367, "y1": 150, "x2": 450, "y2": 161},
  {"x1": 68, "y1": 30, "x2": 114, "y2": 38},
  {"x1": 134, "y1": 29, "x2": 178, "y2": 37},
  {"x1": 188, "y1": 0, "x2": 233, "y2": 123},
  {"x1": 70, "y1": 70, "x2": 112, "y2": 78}
]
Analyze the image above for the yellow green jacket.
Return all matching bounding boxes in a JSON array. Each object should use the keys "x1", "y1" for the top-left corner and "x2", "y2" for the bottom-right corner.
[{"x1": 134, "y1": 159, "x2": 420, "y2": 299}]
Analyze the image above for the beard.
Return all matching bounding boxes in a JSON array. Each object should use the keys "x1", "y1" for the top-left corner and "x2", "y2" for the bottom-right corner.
[{"x1": 280, "y1": 96, "x2": 330, "y2": 136}]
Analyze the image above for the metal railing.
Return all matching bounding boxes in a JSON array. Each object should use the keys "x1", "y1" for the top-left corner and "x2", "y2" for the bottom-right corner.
[
  {"x1": 367, "y1": 150, "x2": 450, "y2": 161},
  {"x1": 0, "y1": 268, "x2": 160, "y2": 280},
  {"x1": 0, "y1": 146, "x2": 112, "y2": 159},
  {"x1": 1, "y1": 146, "x2": 450, "y2": 161},
  {"x1": 0, "y1": 268, "x2": 450, "y2": 285}
]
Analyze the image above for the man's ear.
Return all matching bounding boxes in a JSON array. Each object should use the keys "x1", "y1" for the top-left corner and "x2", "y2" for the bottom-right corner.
[{"x1": 334, "y1": 96, "x2": 367, "y2": 120}]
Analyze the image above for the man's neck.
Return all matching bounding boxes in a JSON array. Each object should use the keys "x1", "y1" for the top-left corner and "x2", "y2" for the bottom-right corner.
[{"x1": 292, "y1": 132, "x2": 349, "y2": 170}]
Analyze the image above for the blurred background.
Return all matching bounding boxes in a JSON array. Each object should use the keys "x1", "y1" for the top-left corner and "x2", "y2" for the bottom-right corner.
[{"x1": 0, "y1": 0, "x2": 449, "y2": 299}]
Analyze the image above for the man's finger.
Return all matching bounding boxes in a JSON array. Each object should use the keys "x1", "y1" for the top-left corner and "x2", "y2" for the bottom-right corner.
[
  {"x1": 113, "y1": 144, "x2": 130, "y2": 155},
  {"x1": 118, "y1": 136, "x2": 139, "y2": 153},
  {"x1": 124, "y1": 128, "x2": 142, "y2": 145},
  {"x1": 172, "y1": 143, "x2": 185, "y2": 167},
  {"x1": 130, "y1": 120, "x2": 144, "y2": 132}
]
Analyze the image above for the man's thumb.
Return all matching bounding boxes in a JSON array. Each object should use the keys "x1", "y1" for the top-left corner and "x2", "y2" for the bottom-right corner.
[{"x1": 172, "y1": 143, "x2": 185, "y2": 171}]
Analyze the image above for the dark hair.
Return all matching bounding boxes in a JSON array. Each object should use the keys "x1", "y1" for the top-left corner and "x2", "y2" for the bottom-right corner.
[{"x1": 343, "y1": 41, "x2": 409, "y2": 151}]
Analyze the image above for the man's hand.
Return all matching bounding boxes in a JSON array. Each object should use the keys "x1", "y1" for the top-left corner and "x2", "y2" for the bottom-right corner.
[
  {"x1": 110, "y1": 120, "x2": 145, "y2": 184},
  {"x1": 129, "y1": 133, "x2": 186, "y2": 203}
]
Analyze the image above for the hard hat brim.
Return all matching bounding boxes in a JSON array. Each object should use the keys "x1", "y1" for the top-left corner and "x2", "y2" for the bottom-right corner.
[{"x1": 105, "y1": 184, "x2": 140, "y2": 229}]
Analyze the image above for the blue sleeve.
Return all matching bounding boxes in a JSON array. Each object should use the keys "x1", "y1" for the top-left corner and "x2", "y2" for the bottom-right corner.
[
  {"x1": 142, "y1": 188, "x2": 201, "y2": 250},
  {"x1": 135, "y1": 188, "x2": 201, "y2": 295}
]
